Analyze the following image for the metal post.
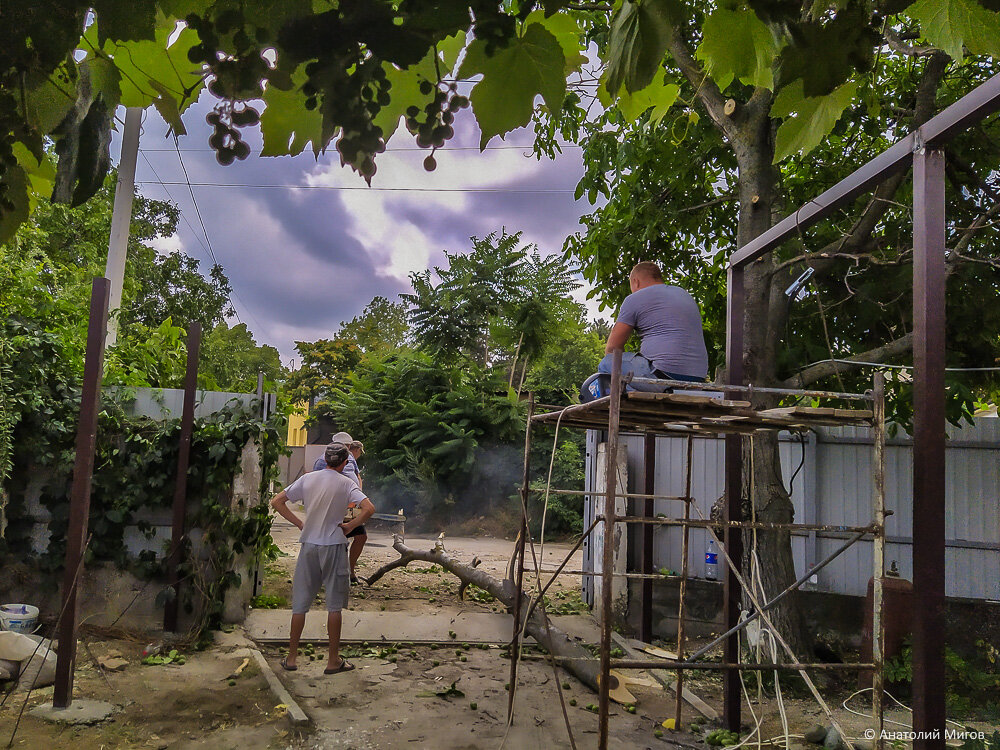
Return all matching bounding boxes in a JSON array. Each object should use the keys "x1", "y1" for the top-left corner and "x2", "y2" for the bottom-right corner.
[
  {"x1": 598, "y1": 349, "x2": 623, "y2": 750},
  {"x1": 674, "y1": 435, "x2": 694, "y2": 727},
  {"x1": 723, "y1": 265, "x2": 745, "y2": 731},
  {"x1": 872, "y1": 373, "x2": 887, "y2": 749},
  {"x1": 256, "y1": 371, "x2": 265, "y2": 420},
  {"x1": 640, "y1": 432, "x2": 656, "y2": 643},
  {"x1": 507, "y1": 395, "x2": 534, "y2": 723},
  {"x1": 54, "y1": 277, "x2": 111, "y2": 708},
  {"x1": 164, "y1": 323, "x2": 201, "y2": 632},
  {"x1": 104, "y1": 106, "x2": 142, "y2": 347},
  {"x1": 911, "y1": 148, "x2": 946, "y2": 750}
]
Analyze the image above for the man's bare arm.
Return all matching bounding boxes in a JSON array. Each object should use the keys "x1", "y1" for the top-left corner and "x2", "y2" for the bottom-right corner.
[
  {"x1": 340, "y1": 497, "x2": 375, "y2": 534},
  {"x1": 270, "y1": 490, "x2": 303, "y2": 530},
  {"x1": 605, "y1": 322, "x2": 634, "y2": 354}
]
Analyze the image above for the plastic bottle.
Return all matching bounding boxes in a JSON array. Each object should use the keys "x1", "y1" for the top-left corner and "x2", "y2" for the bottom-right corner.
[{"x1": 705, "y1": 539, "x2": 719, "y2": 580}]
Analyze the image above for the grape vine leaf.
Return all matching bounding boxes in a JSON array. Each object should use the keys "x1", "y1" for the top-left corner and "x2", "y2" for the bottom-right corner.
[
  {"x1": 91, "y1": 0, "x2": 157, "y2": 44},
  {"x1": 696, "y1": 7, "x2": 780, "y2": 91},
  {"x1": 24, "y1": 76, "x2": 78, "y2": 135},
  {"x1": 459, "y1": 23, "x2": 566, "y2": 149},
  {"x1": 599, "y1": 72, "x2": 680, "y2": 126},
  {"x1": 604, "y1": 0, "x2": 681, "y2": 95},
  {"x1": 0, "y1": 166, "x2": 29, "y2": 244},
  {"x1": 374, "y1": 32, "x2": 466, "y2": 143},
  {"x1": 260, "y1": 68, "x2": 324, "y2": 157},
  {"x1": 90, "y1": 24, "x2": 205, "y2": 110},
  {"x1": 12, "y1": 143, "x2": 56, "y2": 213},
  {"x1": 905, "y1": 0, "x2": 1000, "y2": 60},
  {"x1": 525, "y1": 11, "x2": 587, "y2": 72},
  {"x1": 771, "y1": 78, "x2": 858, "y2": 163},
  {"x1": 85, "y1": 56, "x2": 123, "y2": 112}
]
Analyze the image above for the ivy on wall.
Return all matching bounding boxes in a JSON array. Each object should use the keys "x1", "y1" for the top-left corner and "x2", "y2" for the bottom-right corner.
[{"x1": 2, "y1": 391, "x2": 285, "y2": 633}]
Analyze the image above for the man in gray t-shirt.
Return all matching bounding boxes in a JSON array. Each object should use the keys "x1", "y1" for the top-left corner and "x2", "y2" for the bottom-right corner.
[{"x1": 596, "y1": 261, "x2": 708, "y2": 391}]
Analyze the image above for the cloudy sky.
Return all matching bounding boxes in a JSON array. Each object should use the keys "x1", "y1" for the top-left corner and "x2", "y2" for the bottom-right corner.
[{"x1": 117, "y1": 92, "x2": 605, "y2": 363}]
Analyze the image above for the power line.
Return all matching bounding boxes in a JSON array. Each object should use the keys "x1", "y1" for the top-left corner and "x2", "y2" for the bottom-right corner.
[
  {"x1": 173, "y1": 138, "x2": 269, "y2": 332},
  {"x1": 137, "y1": 180, "x2": 578, "y2": 193},
  {"x1": 140, "y1": 143, "x2": 581, "y2": 152}
]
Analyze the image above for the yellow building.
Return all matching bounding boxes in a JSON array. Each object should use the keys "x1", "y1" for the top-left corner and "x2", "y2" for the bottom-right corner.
[{"x1": 286, "y1": 402, "x2": 309, "y2": 447}]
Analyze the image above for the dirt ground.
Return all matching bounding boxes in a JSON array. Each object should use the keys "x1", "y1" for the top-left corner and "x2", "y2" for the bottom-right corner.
[
  {"x1": 2, "y1": 519, "x2": 996, "y2": 748},
  {"x1": 262, "y1": 518, "x2": 588, "y2": 615}
]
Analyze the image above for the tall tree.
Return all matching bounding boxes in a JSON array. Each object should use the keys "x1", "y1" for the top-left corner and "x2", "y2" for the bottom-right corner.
[
  {"x1": 544, "y1": 17, "x2": 1000, "y2": 655},
  {"x1": 336, "y1": 296, "x2": 410, "y2": 356},
  {"x1": 199, "y1": 322, "x2": 283, "y2": 393}
]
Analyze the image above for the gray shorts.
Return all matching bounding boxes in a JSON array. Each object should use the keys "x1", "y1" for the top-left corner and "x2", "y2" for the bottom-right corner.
[{"x1": 292, "y1": 543, "x2": 350, "y2": 614}]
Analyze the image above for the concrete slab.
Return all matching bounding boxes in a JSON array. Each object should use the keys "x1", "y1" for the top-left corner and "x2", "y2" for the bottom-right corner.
[
  {"x1": 246, "y1": 609, "x2": 602, "y2": 645},
  {"x1": 248, "y1": 648, "x2": 309, "y2": 726},
  {"x1": 30, "y1": 699, "x2": 115, "y2": 725}
]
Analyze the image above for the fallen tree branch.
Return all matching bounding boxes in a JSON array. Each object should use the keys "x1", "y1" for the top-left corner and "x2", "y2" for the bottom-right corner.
[{"x1": 365, "y1": 535, "x2": 611, "y2": 694}]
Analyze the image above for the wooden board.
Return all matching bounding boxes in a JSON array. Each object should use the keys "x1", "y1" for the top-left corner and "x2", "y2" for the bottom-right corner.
[{"x1": 626, "y1": 391, "x2": 751, "y2": 409}]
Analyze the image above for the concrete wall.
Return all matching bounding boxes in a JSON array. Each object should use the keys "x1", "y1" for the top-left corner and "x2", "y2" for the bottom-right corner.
[{"x1": 1, "y1": 387, "x2": 268, "y2": 630}]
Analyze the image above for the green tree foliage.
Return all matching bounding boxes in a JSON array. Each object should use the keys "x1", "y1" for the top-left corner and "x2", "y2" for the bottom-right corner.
[
  {"x1": 336, "y1": 296, "x2": 410, "y2": 356},
  {"x1": 326, "y1": 351, "x2": 522, "y2": 526},
  {"x1": 200, "y1": 322, "x2": 283, "y2": 393},
  {"x1": 122, "y1": 249, "x2": 233, "y2": 332},
  {"x1": 405, "y1": 231, "x2": 527, "y2": 365},
  {"x1": 284, "y1": 338, "x2": 362, "y2": 405}
]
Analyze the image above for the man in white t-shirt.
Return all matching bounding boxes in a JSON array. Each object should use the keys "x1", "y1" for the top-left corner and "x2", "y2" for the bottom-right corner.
[{"x1": 270, "y1": 442, "x2": 375, "y2": 674}]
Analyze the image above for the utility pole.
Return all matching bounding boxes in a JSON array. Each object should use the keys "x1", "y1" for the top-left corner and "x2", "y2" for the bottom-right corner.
[{"x1": 104, "y1": 106, "x2": 142, "y2": 347}]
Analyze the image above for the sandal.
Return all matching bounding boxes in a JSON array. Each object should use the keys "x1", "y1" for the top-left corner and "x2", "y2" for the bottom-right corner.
[
  {"x1": 350, "y1": 574, "x2": 359, "y2": 585},
  {"x1": 324, "y1": 659, "x2": 355, "y2": 675},
  {"x1": 280, "y1": 657, "x2": 297, "y2": 671}
]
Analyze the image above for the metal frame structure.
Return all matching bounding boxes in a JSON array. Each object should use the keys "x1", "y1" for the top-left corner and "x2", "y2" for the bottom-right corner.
[
  {"x1": 508, "y1": 365, "x2": 888, "y2": 750},
  {"x1": 727, "y1": 71, "x2": 1000, "y2": 750}
]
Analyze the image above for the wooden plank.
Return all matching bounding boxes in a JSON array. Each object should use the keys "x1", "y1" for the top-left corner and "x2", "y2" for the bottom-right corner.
[
  {"x1": 626, "y1": 392, "x2": 751, "y2": 408},
  {"x1": 249, "y1": 648, "x2": 310, "y2": 726}
]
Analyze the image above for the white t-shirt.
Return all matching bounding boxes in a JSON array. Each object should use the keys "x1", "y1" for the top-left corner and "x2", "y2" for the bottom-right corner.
[{"x1": 283, "y1": 468, "x2": 368, "y2": 546}]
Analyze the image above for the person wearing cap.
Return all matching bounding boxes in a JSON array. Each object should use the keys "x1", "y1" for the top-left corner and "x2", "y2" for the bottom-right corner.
[
  {"x1": 270, "y1": 442, "x2": 375, "y2": 674},
  {"x1": 312, "y1": 431, "x2": 367, "y2": 583}
]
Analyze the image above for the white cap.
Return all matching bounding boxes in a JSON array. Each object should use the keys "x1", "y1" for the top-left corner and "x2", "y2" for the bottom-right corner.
[{"x1": 331, "y1": 431, "x2": 353, "y2": 444}]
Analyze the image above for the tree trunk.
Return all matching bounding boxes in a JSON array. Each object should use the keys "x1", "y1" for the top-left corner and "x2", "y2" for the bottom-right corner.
[
  {"x1": 731, "y1": 103, "x2": 813, "y2": 659},
  {"x1": 366, "y1": 536, "x2": 613, "y2": 693}
]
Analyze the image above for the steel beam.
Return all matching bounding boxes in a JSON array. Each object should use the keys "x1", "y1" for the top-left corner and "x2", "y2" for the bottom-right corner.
[
  {"x1": 598, "y1": 349, "x2": 623, "y2": 750},
  {"x1": 54, "y1": 278, "x2": 111, "y2": 708},
  {"x1": 911, "y1": 148, "x2": 947, "y2": 750},
  {"x1": 731, "y1": 72, "x2": 1000, "y2": 268},
  {"x1": 723, "y1": 266, "x2": 744, "y2": 731},
  {"x1": 164, "y1": 323, "x2": 201, "y2": 632},
  {"x1": 640, "y1": 432, "x2": 656, "y2": 643}
]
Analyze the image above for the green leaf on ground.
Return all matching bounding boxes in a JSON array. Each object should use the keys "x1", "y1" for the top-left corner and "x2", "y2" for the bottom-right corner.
[
  {"x1": 905, "y1": 0, "x2": 1000, "y2": 60},
  {"x1": 260, "y1": 67, "x2": 325, "y2": 157},
  {"x1": 460, "y1": 23, "x2": 567, "y2": 149},
  {"x1": 604, "y1": 0, "x2": 680, "y2": 95},
  {"x1": 696, "y1": 7, "x2": 779, "y2": 91},
  {"x1": 771, "y1": 78, "x2": 858, "y2": 162}
]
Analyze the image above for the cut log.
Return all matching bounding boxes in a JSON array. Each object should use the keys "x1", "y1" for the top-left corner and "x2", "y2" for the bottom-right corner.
[{"x1": 365, "y1": 536, "x2": 616, "y2": 695}]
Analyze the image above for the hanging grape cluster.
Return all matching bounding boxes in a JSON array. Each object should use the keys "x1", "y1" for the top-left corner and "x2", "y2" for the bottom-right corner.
[
  {"x1": 185, "y1": 10, "x2": 269, "y2": 166},
  {"x1": 302, "y1": 55, "x2": 391, "y2": 181},
  {"x1": 405, "y1": 82, "x2": 469, "y2": 172}
]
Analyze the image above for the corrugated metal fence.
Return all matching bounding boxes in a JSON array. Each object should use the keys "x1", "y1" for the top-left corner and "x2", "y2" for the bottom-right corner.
[{"x1": 584, "y1": 419, "x2": 1000, "y2": 602}]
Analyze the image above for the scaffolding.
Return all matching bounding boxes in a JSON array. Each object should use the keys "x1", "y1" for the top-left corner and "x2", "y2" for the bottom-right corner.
[{"x1": 507, "y1": 353, "x2": 888, "y2": 750}]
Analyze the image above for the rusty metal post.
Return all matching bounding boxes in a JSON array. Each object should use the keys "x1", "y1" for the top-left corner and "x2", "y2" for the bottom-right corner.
[
  {"x1": 164, "y1": 323, "x2": 201, "y2": 632},
  {"x1": 640, "y1": 432, "x2": 656, "y2": 643},
  {"x1": 507, "y1": 395, "x2": 534, "y2": 723},
  {"x1": 911, "y1": 148, "x2": 947, "y2": 750},
  {"x1": 723, "y1": 265, "x2": 745, "y2": 731},
  {"x1": 598, "y1": 348, "x2": 623, "y2": 750},
  {"x1": 674, "y1": 435, "x2": 694, "y2": 727},
  {"x1": 872, "y1": 373, "x2": 887, "y2": 749},
  {"x1": 54, "y1": 277, "x2": 111, "y2": 708}
]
